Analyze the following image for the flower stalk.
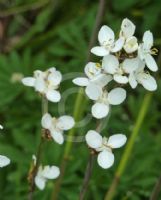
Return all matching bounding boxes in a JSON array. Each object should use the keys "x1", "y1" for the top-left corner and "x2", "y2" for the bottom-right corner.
[
  {"x1": 28, "y1": 96, "x2": 48, "y2": 200},
  {"x1": 79, "y1": 120, "x2": 104, "y2": 200},
  {"x1": 104, "y1": 92, "x2": 152, "y2": 200},
  {"x1": 79, "y1": 153, "x2": 95, "y2": 200}
]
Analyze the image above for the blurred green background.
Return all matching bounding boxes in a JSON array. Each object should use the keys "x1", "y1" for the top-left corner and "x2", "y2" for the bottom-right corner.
[{"x1": 0, "y1": 0, "x2": 161, "y2": 199}]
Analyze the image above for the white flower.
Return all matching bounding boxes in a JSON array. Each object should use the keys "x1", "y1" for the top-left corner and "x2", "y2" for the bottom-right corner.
[
  {"x1": 73, "y1": 62, "x2": 112, "y2": 86},
  {"x1": 0, "y1": 124, "x2": 3, "y2": 129},
  {"x1": 87, "y1": 87, "x2": 126, "y2": 119},
  {"x1": 138, "y1": 31, "x2": 158, "y2": 72},
  {"x1": 85, "y1": 130, "x2": 127, "y2": 169},
  {"x1": 35, "y1": 165, "x2": 60, "y2": 190},
  {"x1": 41, "y1": 113, "x2": 75, "y2": 144},
  {"x1": 73, "y1": 62, "x2": 112, "y2": 98},
  {"x1": 91, "y1": 25, "x2": 124, "y2": 56},
  {"x1": 102, "y1": 55, "x2": 128, "y2": 84},
  {"x1": 123, "y1": 57, "x2": 157, "y2": 91},
  {"x1": 0, "y1": 155, "x2": 10, "y2": 168},
  {"x1": 22, "y1": 67, "x2": 62, "y2": 102},
  {"x1": 119, "y1": 18, "x2": 138, "y2": 53}
]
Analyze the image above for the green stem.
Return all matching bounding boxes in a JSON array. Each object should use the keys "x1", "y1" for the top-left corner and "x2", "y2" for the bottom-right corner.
[
  {"x1": 51, "y1": 88, "x2": 85, "y2": 200},
  {"x1": 64, "y1": 88, "x2": 84, "y2": 157},
  {"x1": 104, "y1": 92, "x2": 153, "y2": 200},
  {"x1": 28, "y1": 96, "x2": 48, "y2": 200}
]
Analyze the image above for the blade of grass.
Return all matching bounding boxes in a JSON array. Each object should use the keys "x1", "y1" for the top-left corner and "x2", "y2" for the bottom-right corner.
[{"x1": 104, "y1": 92, "x2": 153, "y2": 200}]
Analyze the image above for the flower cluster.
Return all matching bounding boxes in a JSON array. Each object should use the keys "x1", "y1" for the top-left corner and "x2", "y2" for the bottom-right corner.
[
  {"x1": 0, "y1": 125, "x2": 10, "y2": 168},
  {"x1": 73, "y1": 18, "x2": 158, "y2": 119},
  {"x1": 73, "y1": 18, "x2": 158, "y2": 169},
  {"x1": 22, "y1": 67, "x2": 62, "y2": 103}
]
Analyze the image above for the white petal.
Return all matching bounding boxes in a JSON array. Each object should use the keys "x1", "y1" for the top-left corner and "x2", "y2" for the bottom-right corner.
[
  {"x1": 98, "y1": 25, "x2": 114, "y2": 45},
  {"x1": 0, "y1": 155, "x2": 10, "y2": 168},
  {"x1": 138, "y1": 73, "x2": 157, "y2": 91},
  {"x1": 102, "y1": 55, "x2": 119, "y2": 74},
  {"x1": 22, "y1": 77, "x2": 35, "y2": 87},
  {"x1": 145, "y1": 54, "x2": 158, "y2": 72},
  {"x1": 85, "y1": 130, "x2": 102, "y2": 149},
  {"x1": 107, "y1": 134, "x2": 127, "y2": 148},
  {"x1": 46, "y1": 90, "x2": 61, "y2": 102},
  {"x1": 41, "y1": 113, "x2": 52, "y2": 129},
  {"x1": 57, "y1": 116, "x2": 75, "y2": 130},
  {"x1": 91, "y1": 46, "x2": 109, "y2": 56},
  {"x1": 121, "y1": 18, "x2": 135, "y2": 38},
  {"x1": 34, "y1": 70, "x2": 44, "y2": 78},
  {"x1": 48, "y1": 71, "x2": 62, "y2": 86},
  {"x1": 34, "y1": 78, "x2": 46, "y2": 92},
  {"x1": 48, "y1": 67, "x2": 56, "y2": 73},
  {"x1": 35, "y1": 175, "x2": 46, "y2": 190},
  {"x1": 111, "y1": 37, "x2": 124, "y2": 52},
  {"x1": 108, "y1": 88, "x2": 126, "y2": 105},
  {"x1": 0, "y1": 125, "x2": 3, "y2": 129},
  {"x1": 42, "y1": 166, "x2": 60, "y2": 179},
  {"x1": 97, "y1": 150, "x2": 114, "y2": 169},
  {"x1": 72, "y1": 77, "x2": 89, "y2": 86},
  {"x1": 85, "y1": 83, "x2": 102, "y2": 100},
  {"x1": 129, "y1": 73, "x2": 138, "y2": 88},
  {"x1": 50, "y1": 129, "x2": 64, "y2": 144},
  {"x1": 122, "y1": 57, "x2": 140, "y2": 74},
  {"x1": 124, "y1": 36, "x2": 138, "y2": 53},
  {"x1": 92, "y1": 74, "x2": 112, "y2": 87},
  {"x1": 114, "y1": 74, "x2": 128, "y2": 84},
  {"x1": 92, "y1": 102, "x2": 109, "y2": 119},
  {"x1": 143, "y1": 30, "x2": 153, "y2": 49}
]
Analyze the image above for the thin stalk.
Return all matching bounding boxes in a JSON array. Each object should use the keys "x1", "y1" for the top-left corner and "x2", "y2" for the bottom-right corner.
[
  {"x1": 150, "y1": 172, "x2": 161, "y2": 200},
  {"x1": 51, "y1": 1, "x2": 106, "y2": 199},
  {"x1": 79, "y1": 153, "x2": 95, "y2": 200},
  {"x1": 79, "y1": 121, "x2": 103, "y2": 200},
  {"x1": 28, "y1": 96, "x2": 48, "y2": 200},
  {"x1": 104, "y1": 92, "x2": 153, "y2": 200}
]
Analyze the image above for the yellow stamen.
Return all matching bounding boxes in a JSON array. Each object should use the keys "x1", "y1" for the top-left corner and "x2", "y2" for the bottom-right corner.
[
  {"x1": 151, "y1": 48, "x2": 158, "y2": 55},
  {"x1": 96, "y1": 63, "x2": 101, "y2": 68}
]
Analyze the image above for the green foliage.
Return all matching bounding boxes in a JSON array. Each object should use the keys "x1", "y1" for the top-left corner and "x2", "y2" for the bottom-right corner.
[{"x1": 0, "y1": 0, "x2": 161, "y2": 199}]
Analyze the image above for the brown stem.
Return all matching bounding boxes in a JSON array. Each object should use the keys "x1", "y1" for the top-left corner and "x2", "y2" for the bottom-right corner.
[
  {"x1": 28, "y1": 136, "x2": 45, "y2": 200},
  {"x1": 79, "y1": 153, "x2": 95, "y2": 200},
  {"x1": 51, "y1": 1, "x2": 106, "y2": 200},
  {"x1": 79, "y1": 121, "x2": 103, "y2": 200},
  {"x1": 28, "y1": 96, "x2": 48, "y2": 200},
  {"x1": 86, "y1": 0, "x2": 106, "y2": 62},
  {"x1": 150, "y1": 173, "x2": 161, "y2": 200}
]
